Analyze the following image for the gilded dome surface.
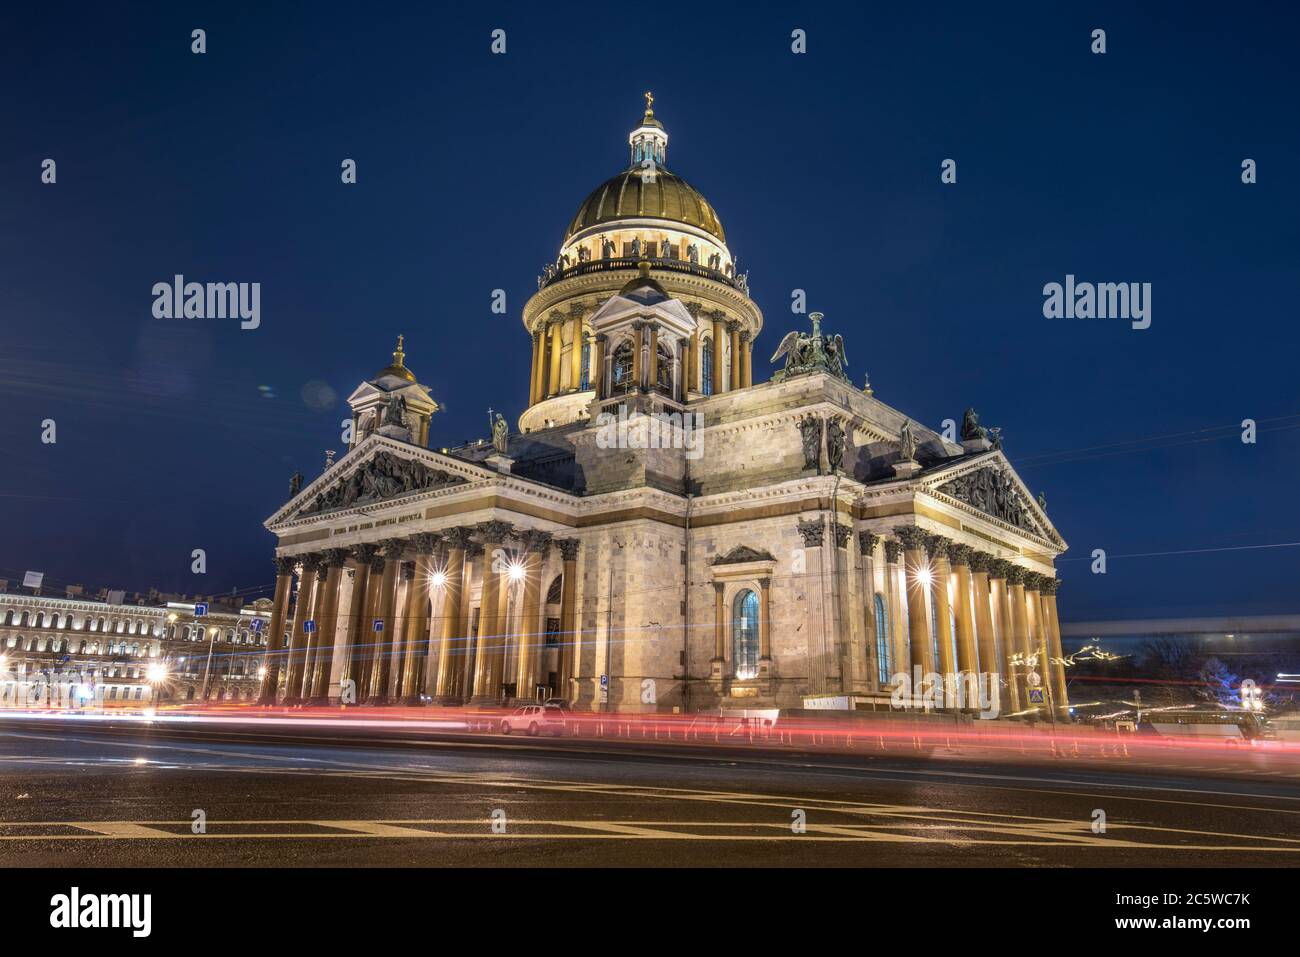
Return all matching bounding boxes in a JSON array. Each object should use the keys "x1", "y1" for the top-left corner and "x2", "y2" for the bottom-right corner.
[{"x1": 564, "y1": 167, "x2": 726, "y2": 244}]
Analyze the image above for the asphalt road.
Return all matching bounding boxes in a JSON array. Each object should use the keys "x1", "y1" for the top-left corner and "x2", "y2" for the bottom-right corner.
[{"x1": 0, "y1": 717, "x2": 1297, "y2": 866}]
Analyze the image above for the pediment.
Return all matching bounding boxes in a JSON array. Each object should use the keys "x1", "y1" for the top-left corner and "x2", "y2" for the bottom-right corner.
[
  {"x1": 265, "y1": 435, "x2": 490, "y2": 528},
  {"x1": 711, "y1": 545, "x2": 777, "y2": 566},
  {"x1": 921, "y1": 453, "x2": 1064, "y2": 548}
]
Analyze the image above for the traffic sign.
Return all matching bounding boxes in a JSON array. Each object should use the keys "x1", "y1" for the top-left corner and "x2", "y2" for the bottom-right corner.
[
  {"x1": 1028, "y1": 688, "x2": 1045, "y2": 704},
  {"x1": 373, "y1": 619, "x2": 384, "y2": 632},
  {"x1": 250, "y1": 618, "x2": 264, "y2": 632},
  {"x1": 304, "y1": 620, "x2": 316, "y2": 634},
  {"x1": 194, "y1": 602, "x2": 208, "y2": 617}
]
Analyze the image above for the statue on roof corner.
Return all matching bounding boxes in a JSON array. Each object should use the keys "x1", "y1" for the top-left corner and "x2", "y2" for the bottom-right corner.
[
  {"x1": 382, "y1": 392, "x2": 407, "y2": 428},
  {"x1": 961, "y1": 407, "x2": 987, "y2": 442},
  {"x1": 492, "y1": 413, "x2": 509, "y2": 454}
]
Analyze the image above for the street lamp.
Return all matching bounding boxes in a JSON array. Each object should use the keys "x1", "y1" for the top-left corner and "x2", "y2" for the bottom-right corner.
[{"x1": 146, "y1": 662, "x2": 167, "y2": 709}]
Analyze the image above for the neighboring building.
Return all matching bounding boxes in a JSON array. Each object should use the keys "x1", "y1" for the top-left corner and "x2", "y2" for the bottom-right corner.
[
  {"x1": 261, "y1": 98, "x2": 1071, "y2": 717},
  {"x1": 0, "y1": 591, "x2": 272, "y2": 707}
]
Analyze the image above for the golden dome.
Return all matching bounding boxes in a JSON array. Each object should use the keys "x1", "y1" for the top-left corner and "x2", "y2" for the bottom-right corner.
[
  {"x1": 564, "y1": 166, "x2": 726, "y2": 244},
  {"x1": 375, "y1": 334, "x2": 416, "y2": 383}
]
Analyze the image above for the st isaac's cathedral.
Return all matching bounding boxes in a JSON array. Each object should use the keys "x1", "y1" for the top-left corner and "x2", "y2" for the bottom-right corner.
[{"x1": 261, "y1": 97, "x2": 1071, "y2": 719}]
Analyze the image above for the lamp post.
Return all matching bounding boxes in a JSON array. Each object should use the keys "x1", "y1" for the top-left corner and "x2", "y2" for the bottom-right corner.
[
  {"x1": 146, "y1": 661, "x2": 167, "y2": 709},
  {"x1": 200, "y1": 625, "x2": 219, "y2": 702}
]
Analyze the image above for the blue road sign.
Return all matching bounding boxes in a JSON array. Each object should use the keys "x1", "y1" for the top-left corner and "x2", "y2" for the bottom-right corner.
[
  {"x1": 373, "y1": 619, "x2": 384, "y2": 632},
  {"x1": 304, "y1": 620, "x2": 316, "y2": 634},
  {"x1": 250, "y1": 618, "x2": 264, "y2": 632},
  {"x1": 1028, "y1": 688, "x2": 1045, "y2": 704},
  {"x1": 194, "y1": 602, "x2": 208, "y2": 617}
]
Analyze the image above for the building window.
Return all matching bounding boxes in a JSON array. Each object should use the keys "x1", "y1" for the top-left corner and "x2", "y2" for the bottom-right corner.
[
  {"x1": 612, "y1": 341, "x2": 634, "y2": 392},
  {"x1": 731, "y1": 589, "x2": 760, "y2": 680},
  {"x1": 875, "y1": 594, "x2": 891, "y2": 685},
  {"x1": 655, "y1": 342, "x2": 673, "y2": 394},
  {"x1": 701, "y1": 338, "x2": 714, "y2": 395},
  {"x1": 580, "y1": 337, "x2": 591, "y2": 391}
]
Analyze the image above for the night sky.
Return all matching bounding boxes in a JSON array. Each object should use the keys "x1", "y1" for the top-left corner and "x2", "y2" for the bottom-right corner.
[{"x1": 3, "y1": 2, "x2": 1297, "y2": 621}]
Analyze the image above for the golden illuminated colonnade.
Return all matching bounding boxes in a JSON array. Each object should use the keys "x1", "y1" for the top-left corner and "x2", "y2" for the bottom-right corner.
[
  {"x1": 889, "y1": 526, "x2": 1068, "y2": 715},
  {"x1": 526, "y1": 300, "x2": 755, "y2": 408},
  {"x1": 259, "y1": 524, "x2": 580, "y2": 706}
]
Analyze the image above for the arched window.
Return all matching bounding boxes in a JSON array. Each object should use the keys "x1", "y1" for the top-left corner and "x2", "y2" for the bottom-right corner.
[
  {"x1": 655, "y1": 341, "x2": 673, "y2": 393},
  {"x1": 545, "y1": 576, "x2": 563, "y2": 605},
  {"x1": 579, "y1": 337, "x2": 591, "y2": 391},
  {"x1": 612, "y1": 341, "x2": 634, "y2": 392},
  {"x1": 33, "y1": 613, "x2": 44, "y2": 628},
  {"x1": 731, "y1": 589, "x2": 760, "y2": 680},
  {"x1": 701, "y1": 337, "x2": 714, "y2": 395},
  {"x1": 874, "y1": 594, "x2": 891, "y2": 685}
]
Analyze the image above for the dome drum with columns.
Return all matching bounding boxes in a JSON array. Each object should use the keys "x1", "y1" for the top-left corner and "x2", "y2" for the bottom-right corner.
[
  {"x1": 260, "y1": 97, "x2": 1073, "y2": 721},
  {"x1": 521, "y1": 95, "x2": 761, "y2": 435}
]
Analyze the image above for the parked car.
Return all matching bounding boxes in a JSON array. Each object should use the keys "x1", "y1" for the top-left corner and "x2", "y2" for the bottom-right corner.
[{"x1": 500, "y1": 704, "x2": 566, "y2": 736}]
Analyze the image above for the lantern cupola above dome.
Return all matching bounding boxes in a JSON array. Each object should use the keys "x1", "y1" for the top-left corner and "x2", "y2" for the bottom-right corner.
[{"x1": 629, "y1": 91, "x2": 668, "y2": 168}]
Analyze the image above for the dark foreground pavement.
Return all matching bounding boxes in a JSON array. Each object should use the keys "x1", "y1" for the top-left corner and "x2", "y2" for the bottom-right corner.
[{"x1": 0, "y1": 716, "x2": 1296, "y2": 866}]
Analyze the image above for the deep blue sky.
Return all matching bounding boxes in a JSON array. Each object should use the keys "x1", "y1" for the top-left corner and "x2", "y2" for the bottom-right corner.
[{"x1": 2, "y1": 2, "x2": 1297, "y2": 620}]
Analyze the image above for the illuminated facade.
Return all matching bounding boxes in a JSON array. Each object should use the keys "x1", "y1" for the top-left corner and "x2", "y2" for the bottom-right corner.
[
  {"x1": 0, "y1": 593, "x2": 272, "y2": 707},
  {"x1": 262, "y1": 98, "x2": 1070, "y2": 718}
]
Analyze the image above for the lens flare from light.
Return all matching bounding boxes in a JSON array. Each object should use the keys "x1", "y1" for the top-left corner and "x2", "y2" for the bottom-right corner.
[{"x1": 507, "y1": 562, "x2": 526, "y2": 583}]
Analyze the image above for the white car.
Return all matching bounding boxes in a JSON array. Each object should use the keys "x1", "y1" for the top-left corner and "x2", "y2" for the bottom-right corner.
[{"x1": 500, "y1": 704, "x2": 566, "y2": 736}]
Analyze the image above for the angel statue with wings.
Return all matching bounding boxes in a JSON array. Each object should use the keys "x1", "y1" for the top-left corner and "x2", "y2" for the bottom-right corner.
[{"x1": 769, "y1": 311, "x2": 850, "y2": 383}]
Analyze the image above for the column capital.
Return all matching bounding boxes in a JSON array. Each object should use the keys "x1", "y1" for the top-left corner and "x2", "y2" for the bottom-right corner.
[
  {"x1": 923, "y1": 533, "x2": 952, "y2": 561},
  {"x1": 465, "y1": 542, "x2": 485, "y2": 561},
  {"x1": 725, "y1": 319, "x2": 742, "y2": 334},
  {"x1": 797, "y1": 517, "x2": 826, "y2": 548},
  {"x1": 477, "y1": 520, "x2": 513, "y2": 545},
  {"x1": 947, "y1": 543, "x2": 973, "y2": 567},
  {"x1": 988, "y1": 558, "x2": 1012, "y2": 579},
  {"x1": 519, "y1": 529, "x2": 553, "y2": 553},
  {"x1": 441, "y1": 526, "x2": 473, "y2": 551},
  {"x1": 713, "y1": 581, "x2": 726, "y2": 595},
  {"x1": 315, "y1": 563, "x2": 330, "y2": 583},
  {"x1": 967, "y1": 550, "x2": 994, "y2": 574},
  {"x1": 1022, "y1": 572, "x2": 1045, "y2": 592},
  {"x1": 350, "y1": 542, "x2": 379, "y2": 565},
  {"x1": 858, "y1": 531, "x2": 881, "y2": 556},
  {"x1": 321, "y1": 548, "x2": 350, "y2": 568},
  {"x1": 556, "y1": 537, "x2": 581, "y2": 562},
  {"x1": 740, "y1": 329, "x2": 752, "y2": 344},
  {"x1": 273, "y1": 556, "x2": 297, "y2": 576},
  {"x1": 883, "y1": 539, "x2": 903, "y2": 563},
  {"x1": 368, "y1": 553, "x2": 387, "y2": 575},
  {"x1": 298, "y1": 552, "x2": 323, "y2": 573},
  {"x1": 1040, "y1": 577, "x2": 1061, "y2": 595},
  {"x1": 833, "y1": 522, "x2": 852, "y2": 549},
  {"x1": 380, "y1": 538, "x2": 406, "y2": 561},
  {"x1": 892, "y1": 525, "x2": 927, "y2": 550},
  {"x1": 411, "y1": 532, "x2": 441, "y2": 555},
  {"x1": 400, "y1": 560, "x2": 417, "y2": 581},
  {"x1": 1004, "y1": 564, "x2": 1026, "y2": 586}
]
